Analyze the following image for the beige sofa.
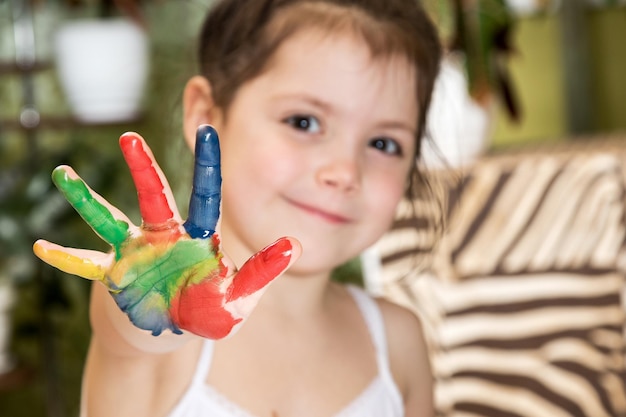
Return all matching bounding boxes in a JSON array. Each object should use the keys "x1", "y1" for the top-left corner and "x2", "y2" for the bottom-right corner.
[{"x1": 363, "y1": 139, "x2": 626, "y2": 417}]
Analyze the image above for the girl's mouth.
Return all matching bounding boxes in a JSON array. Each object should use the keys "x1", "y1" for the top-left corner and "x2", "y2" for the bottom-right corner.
[{"x1": 285, "y1": 198, "x2": 352, "y2": 224}]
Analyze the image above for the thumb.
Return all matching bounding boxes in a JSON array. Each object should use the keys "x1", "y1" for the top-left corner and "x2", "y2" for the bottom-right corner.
[{"x1": 226, "y1": 237, "x2": 301, "y2": 302}]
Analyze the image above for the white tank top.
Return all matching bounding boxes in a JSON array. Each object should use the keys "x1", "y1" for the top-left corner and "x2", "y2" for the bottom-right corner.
[{"x1": 167, "y1": 285, "x2": 404, "y2": 417}]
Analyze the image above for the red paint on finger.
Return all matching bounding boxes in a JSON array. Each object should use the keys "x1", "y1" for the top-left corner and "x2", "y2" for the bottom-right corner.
[
  {"x1": 119, "y1": 133, "x2": 174, "y2": 225},
  {"x1": 227, "y1": 238, "x2": 293, "y2": 302}
]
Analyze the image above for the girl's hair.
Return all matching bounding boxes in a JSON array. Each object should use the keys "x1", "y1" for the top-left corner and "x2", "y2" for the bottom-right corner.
[{"x1": 197, "y1": 0, "x2": 442, "y2": 198}]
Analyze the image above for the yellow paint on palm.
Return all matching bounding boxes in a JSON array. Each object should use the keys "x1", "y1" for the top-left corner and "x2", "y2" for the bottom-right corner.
[{"x1": 111, "y1": 242, "x2": 169, "y2": 288}]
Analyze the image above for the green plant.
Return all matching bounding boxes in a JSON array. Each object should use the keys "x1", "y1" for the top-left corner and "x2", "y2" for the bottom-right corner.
[{"x1": 426, "y1": 0, "x2": 520, "y2": 121}]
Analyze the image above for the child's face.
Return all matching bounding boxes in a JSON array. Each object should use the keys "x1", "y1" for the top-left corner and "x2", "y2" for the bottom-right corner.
[{"x1": 211, "y1": 29, "x2": 419, "y2": 274}]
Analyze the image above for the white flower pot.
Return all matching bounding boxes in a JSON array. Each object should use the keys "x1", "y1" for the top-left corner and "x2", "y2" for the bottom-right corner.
[{"x1": 54, "y1": 18, "x2": 149, "y2": 124}]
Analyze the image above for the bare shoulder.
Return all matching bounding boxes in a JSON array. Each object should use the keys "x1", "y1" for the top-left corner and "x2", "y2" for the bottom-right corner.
[
  {"x1": 374, "y1": 297, "x2": 427, "y2": 358},
  {"x1": 374, "y1": 296, "x2": 434, "y2": 416}
]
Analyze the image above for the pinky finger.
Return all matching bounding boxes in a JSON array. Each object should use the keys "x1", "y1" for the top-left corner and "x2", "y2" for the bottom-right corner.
[{"x1": 33, "y1": 239, "x2": 113, "y2": 281}]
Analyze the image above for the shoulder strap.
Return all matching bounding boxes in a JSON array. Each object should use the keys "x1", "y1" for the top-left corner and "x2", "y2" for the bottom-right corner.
[
  {"x1": 346, "y1": 285, "x2": 389, "y2": 371},
  {"x1": 346, "y1": 285, "x2": 404, "y2": 408}
]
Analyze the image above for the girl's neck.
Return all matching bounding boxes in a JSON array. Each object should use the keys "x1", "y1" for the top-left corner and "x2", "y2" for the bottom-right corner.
[{"x1": 254, "y1": 269, "x2": 336, "y2": 320}]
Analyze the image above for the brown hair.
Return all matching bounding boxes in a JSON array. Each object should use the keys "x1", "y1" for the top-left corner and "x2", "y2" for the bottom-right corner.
[{"x1": 197, "y1": 0, "x2": 442, "y2": 196}]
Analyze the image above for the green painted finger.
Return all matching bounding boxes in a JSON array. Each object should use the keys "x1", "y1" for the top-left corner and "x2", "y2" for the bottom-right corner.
[{"x1": 52, "y1": 166, "x2": 130, "y2": 257}]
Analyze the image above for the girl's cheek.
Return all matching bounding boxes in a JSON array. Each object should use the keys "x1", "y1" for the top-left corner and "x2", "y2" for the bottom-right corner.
[{"x1": 382, "y1": 178, "x2": 407, "y2": 213}]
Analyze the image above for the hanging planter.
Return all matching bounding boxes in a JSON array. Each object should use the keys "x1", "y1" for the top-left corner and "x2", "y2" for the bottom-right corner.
[
  {"x1": 52, "y1": 0, "x2": 149, "y2": 124},
  {"x1": 54, "y1": 17, "x2": 149, "y2": 123}
]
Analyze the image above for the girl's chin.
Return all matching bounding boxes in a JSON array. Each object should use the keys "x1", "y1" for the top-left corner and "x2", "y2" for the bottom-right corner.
[{"x1": 285, "y1": 248, "x2": 359, "y2": 278}]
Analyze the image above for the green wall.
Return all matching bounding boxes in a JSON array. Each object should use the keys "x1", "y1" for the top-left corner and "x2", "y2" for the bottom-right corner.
[
  {"x1": 492, "y1": 6, "x2": 626, "y2": 147},
  {"x1": 589, "y1": 7, "x2": 626, "y2": 132}
]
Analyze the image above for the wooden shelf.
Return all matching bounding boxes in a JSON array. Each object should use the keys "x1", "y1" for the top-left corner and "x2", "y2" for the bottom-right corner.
[{"x1": 0, "y1": 60, "x2": 53, "y2": 75}]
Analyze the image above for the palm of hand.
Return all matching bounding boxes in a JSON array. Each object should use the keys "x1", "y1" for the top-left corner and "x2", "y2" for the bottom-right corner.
[
  {"x1": 108, "y1": 233, "x2": 227, "y2": 338},
  {"x1": 34, "y1": 125, "x2": 296, "y2": 340}
]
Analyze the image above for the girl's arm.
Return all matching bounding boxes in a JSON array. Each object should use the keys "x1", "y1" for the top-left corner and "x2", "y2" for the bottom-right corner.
[{"x1": 81, "y1": 283, "x2": 201, "y2": 417}]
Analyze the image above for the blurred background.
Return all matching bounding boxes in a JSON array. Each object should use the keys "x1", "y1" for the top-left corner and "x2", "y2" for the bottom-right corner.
[{"x1": 0, "y1": 0, "x2": 624, "y2": 416}]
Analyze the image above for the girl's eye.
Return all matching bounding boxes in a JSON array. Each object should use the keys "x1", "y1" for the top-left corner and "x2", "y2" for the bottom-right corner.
[
  {"x1": 284, "y1": 115, "x2": 321, "y2": 133},
  {"x1": 369, "y1": 137, "x2": 403, "y2": 157}
]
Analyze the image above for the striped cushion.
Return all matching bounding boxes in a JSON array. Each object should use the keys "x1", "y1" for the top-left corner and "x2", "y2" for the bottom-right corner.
[{"x1": 365, "y1": 147, "x2": 626, "y2": 417}]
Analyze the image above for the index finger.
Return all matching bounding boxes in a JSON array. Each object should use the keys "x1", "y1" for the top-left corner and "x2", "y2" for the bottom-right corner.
[{"x1": 183, "y1": 125, "x2": 221, "y2": 239}]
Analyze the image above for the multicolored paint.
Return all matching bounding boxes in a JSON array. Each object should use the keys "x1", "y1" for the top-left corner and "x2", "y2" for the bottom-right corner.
[{"x1": 33, "y1": 125, "x2": 293, "y2": 339}]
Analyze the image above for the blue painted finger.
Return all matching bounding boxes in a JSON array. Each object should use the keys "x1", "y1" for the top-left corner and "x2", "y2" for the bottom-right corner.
[{"x1": 184, "y1": 125, "x2": 222, "y2": 239}]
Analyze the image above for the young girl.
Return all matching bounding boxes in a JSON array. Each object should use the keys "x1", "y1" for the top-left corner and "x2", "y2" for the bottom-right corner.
[{"x1": 34, "y1": 0, "x2": 442, "y2": 416}]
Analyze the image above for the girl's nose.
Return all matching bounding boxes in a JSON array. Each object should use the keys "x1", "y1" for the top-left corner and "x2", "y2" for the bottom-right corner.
[{"x1": 316, "y1": 155, "x2": 361, "y2": 193}]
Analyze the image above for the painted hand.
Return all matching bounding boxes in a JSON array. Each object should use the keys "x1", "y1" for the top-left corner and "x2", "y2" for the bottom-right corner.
[{"x1": 33, "y1": 125, "x2": 298, "y2": 339}]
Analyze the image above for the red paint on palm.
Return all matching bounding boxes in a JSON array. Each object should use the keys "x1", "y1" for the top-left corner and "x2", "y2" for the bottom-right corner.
[
  {"x1": 169, "y1": 237, "x2": 293, "y2": 339},
  {"x1": 169, "y1": 264, "x2": 240, "y2": 340}
]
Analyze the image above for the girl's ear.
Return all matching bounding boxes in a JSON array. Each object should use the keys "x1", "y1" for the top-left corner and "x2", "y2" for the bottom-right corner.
[{"x1": 182, "y1": 76, "x2": 216, "y2": 151}]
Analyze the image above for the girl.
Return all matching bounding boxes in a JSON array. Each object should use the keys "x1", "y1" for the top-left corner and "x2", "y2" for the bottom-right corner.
[{"x1": 34, "y1": 0, "x2": 442, "y2": 416}]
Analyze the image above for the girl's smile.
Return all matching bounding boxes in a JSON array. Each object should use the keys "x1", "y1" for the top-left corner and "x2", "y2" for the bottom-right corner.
[{"x1": 283, "y1": 196, "x2": 354, "y2": 225}]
